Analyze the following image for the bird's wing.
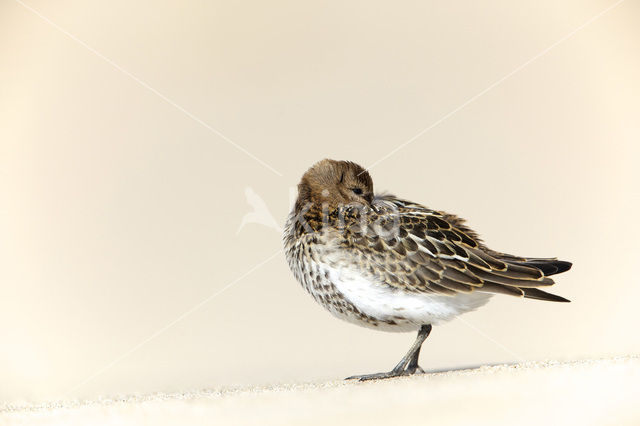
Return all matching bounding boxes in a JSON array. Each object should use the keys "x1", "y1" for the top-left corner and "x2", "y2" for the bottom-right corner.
[{"x1": 343, "y1": 195, "x2": 569, "y2": 302}]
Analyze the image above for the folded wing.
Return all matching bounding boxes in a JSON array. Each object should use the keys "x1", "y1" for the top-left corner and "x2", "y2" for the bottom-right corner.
[{"x1": 349, "y1": 195, "x2": 572, "y2": 302}]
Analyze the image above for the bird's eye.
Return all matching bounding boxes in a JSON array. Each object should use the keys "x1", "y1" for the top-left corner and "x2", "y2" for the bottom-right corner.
[{"x1": 351, "y1": 188, "x2": 363, "y2": 195}]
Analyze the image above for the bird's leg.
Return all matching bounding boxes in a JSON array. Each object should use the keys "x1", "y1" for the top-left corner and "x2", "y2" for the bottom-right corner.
[
  {"x1": 406, "y1": 345, "x2": 424, "y2": 375},
  {"x1": 388, "y1": 324, "x2": 431, "y2": 373},
  {"x1": 346, "y1": 324, "x2": 432, "y2": 381}
]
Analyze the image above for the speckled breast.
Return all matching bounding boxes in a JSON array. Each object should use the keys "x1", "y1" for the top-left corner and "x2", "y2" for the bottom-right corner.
[{"x1": 283, "y1": 213, "x2": 388, "y2": 329}]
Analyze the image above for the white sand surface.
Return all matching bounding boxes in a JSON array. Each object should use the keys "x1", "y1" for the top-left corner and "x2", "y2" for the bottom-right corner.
[{"x1": 2, "y1": 356, "x2": 638, "y2": 426}]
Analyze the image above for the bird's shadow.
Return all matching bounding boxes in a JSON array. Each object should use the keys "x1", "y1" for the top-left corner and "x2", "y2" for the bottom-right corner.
[{"x1": 425, "y1": 361, "x2": 519, "y2": 375}]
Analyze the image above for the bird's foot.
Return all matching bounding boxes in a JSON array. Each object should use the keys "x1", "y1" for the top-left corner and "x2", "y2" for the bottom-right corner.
[
  {"x1": 345, "y1": 371, "x2": 407, "y2": 381},
  {"x1": 406, "y1": 364, "x2": 424, "y2": 375},
  {"x1": 345, "y1": 364, "x2": 425, "y2": 381}
]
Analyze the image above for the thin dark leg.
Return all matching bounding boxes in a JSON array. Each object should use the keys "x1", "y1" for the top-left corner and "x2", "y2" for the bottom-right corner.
[
  {"x1": 346, "y1": 324, "x2": 432, "y2": 381},
  {"x1": 406, "y1": 345, "x2": 424, "y2": 374}
]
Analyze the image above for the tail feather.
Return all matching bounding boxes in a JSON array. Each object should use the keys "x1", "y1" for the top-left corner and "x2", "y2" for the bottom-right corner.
[
  {"x1": 494, "y1": 256, "x2": 572, "y2": 302},
  {"x1": 521, "y1": 287, "x2": 571, "y2": 303},
  {"x1": 475, "y1": 250, "x2": 572, "y2": 302},
  {"x1": 515, "y1": 259, "x2": 572, "y2": 276}
]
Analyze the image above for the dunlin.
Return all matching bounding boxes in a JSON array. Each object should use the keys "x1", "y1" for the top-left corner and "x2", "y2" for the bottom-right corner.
[{"x1": 283, "y1": 159, "x2": 571, "y2": 380}]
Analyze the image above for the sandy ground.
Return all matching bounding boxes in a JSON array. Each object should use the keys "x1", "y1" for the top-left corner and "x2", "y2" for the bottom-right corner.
[{"x1": 2, "y1": 356, "x2": 638, "y2": 426}]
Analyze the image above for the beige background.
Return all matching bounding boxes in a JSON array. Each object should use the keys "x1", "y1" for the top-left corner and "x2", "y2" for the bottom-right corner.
[{"x1": 1, "y1": 0, "x2": 639, "y2": 404}]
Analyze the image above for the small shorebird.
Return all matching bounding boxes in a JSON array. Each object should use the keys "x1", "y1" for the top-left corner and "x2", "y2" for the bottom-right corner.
[{"x1": 283, "y1": 159, "x2": 571, "y2": 381}]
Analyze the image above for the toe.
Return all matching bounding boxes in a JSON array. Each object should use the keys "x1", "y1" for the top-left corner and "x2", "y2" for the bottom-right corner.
[{"x1": 345, "y1": 371, "x2": 408, "y2": 381}]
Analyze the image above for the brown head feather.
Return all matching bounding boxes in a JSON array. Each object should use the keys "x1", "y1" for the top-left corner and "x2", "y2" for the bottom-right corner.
[{"x1": 295, "y1": 159, "x2": 374, "y2": 211}]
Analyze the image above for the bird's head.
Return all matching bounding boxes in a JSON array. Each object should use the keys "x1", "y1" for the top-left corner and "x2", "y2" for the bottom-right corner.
[{"x1": 295, "y1": 159, "x2": 374, "y2": 212}]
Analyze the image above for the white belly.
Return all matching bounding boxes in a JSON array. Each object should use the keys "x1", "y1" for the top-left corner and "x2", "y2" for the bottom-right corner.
[{"x1": 321, "y1": 264, "x2": 493, "y2": 331}]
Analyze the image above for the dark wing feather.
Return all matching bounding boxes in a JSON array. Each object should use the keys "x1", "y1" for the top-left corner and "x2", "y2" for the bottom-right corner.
[{"x1": 352, "y1": 195, "x2": 571, "y2": 302}]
